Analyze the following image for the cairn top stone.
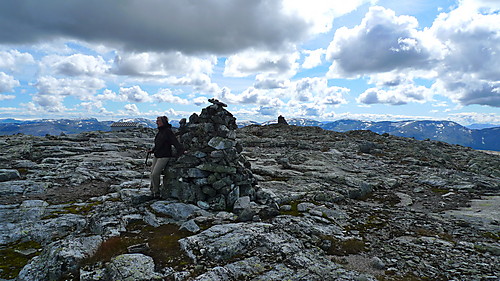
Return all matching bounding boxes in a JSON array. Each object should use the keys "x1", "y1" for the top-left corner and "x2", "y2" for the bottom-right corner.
[{"x1": 208, "y1": 98, "x2": 227, "y2": 107}]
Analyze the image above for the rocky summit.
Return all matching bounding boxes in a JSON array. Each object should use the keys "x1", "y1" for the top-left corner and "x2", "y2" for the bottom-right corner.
[{"x1": 0, "y1": 106, "x2": 499, "y2": 281}]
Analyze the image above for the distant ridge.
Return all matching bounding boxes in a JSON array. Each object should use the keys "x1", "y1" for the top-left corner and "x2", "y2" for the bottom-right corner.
[
  {"x1": 239, "y1": 118, "x2": 500, "y2": 151},
  {"x1": 0, "y1": 118, "x2": 113, "y2": 136},
  {"x1": 0, "y1": 118, "x2": 498, "y2": 151},
  {"x1": 318, "y1": 119, "x2": 499, "y2": 151}
]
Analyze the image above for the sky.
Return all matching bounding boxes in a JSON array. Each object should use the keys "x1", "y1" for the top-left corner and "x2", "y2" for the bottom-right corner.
[{"x1": 0, "y1": 0, "x2": 499, "y2": 125}]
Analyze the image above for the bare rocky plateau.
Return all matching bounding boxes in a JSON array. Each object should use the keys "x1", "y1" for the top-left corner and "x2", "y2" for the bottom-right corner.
[{"x1": 0, "y1": 122, "x2": 499, "y2": 281}]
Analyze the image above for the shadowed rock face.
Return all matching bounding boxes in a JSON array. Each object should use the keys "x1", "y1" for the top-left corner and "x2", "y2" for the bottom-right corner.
[{"x1": 160, "y1": 101, "x2": 259, "y2": 211}]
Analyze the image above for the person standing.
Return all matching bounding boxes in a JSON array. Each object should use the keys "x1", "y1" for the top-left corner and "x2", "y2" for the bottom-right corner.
[{"x1": 149, "y1": 116, "x2": 184, "y2": 198}]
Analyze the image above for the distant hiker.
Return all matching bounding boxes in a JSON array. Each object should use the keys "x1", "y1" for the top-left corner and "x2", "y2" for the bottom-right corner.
[
  {"x1": 278, "y1": 115, "x2": 288, "y2": 125},
  {"x1": 149, "y1": 116, "x2": 185, "y2": 198}
]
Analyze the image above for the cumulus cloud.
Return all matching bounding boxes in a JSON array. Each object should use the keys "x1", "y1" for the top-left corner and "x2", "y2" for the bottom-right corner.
[
  {"x1": 42, "y1": 54, "x2": 109, "y2": 77},
  {"x1": 224, "y1": 49, "x2": 299, "y2": 77},
  {"x1": 166, "y1": 73, "x2": 220, "y2": 94},
  {"x1": 112, "y1": 52, "x2": 216, "y2": 77},
  {"x1": 152, "y1": 88, "x2": 189, "y2": 104},
  {"x1": 30, "y1": 76, "x2": 105, "y2": 112},
  {"x1": 0, "y1": 50, "x2": 35, "y2": 72},
  {"x1": 428, "y1": 4, "x2": 500, "y2": 107},
  {"x1": 254, "y1": 98, "x2": 284, "y2": 116},
  {"x1": 326, "y1": 6, "x2": 437, "y2": 78},
  {"x1": 326, "y1": 4, "x2": 500, "y2": 108},
  {"x1": 34, "y1": 76, "x2": 106, "y2": 100},
  {"x1": 0, "y1": 0, "x2": 360, "y2": 55},
  {"x1": 31, "y1": 95, "x2": 66, "y2": 113},
  {"x1": 0, "y1": 72, "x2": 20, "y2": 92},
  {"x1": 357, "y1": 83, "x2": 433, "y2": 105},
  {"x1": 254, "y1": 74, "x2": 290, "y2": 89},
  {"x1": 119, "y1": 86, "x2": 151, "y2": 103},
  {"x1": 302, "y1": 48, "x2": 325, "y2": 69},
  {"x1": 459, "y1": 0, "x2": 500, "y2": 12},
  {"x1": 95, "y1": 89, "x2": 123, "y2": 102},
  {"x1": 96, "y1": 87, "x2": 191, "y2": 105},
  {"x1": 292, "y1": 77, "x2": 348, "y2": 105},
  {"x1": 193, "y1": 97, "x2": 209, "y2": 106},
  {"x1": 288, "y1": 100, "x2": 326, "y2": 117},
  {"x1": 283, "y1": 0, "x2": 374, "y2": 34},
  {"x1": 124, "y1": 104, "x2": 140, "y2": 115},
  {"x1": 79, "y1": 100, "x2": 103, "y2": 112},
  {"x1": 257, "y1": 106, "x2": 279, "y2": 116}
]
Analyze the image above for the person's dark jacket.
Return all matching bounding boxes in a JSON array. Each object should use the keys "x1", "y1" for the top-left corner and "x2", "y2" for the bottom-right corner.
[{"x1": 152, "y1": 124, "x2": 184, "y2": 158}]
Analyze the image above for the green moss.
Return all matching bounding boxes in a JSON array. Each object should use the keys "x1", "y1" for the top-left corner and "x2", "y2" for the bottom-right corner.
[
  {"x1": 43, "y1": 201, "x2": 102, "y2": 219},
  {"x1": 481, "y1": 231, "x2": 500, "y2": 241},
  {"x1": 323, "y1": 237, "x2": 366, "y2": 256},
  {"x1": 0, "y1": 241, "x2": 42, "y2": 279},
  {"x1": 16, "y1": 168, "x2": 29, "y2": 176},
  {"x1": 279, "y1": 201, "x2": 302, "y2": 216},
  {"x1": 62, "y1": 201, "x2": 101, "y2": 215},
  {"x1": 269, "y1": 177, "x2": 289, "y2": 182},
  {"x1": 376, "y1": 273, "x2": 431, "y2": 281},
  {"x1": 431, "y1": 188, "x2": 449, "y2": 194},
  {"x1": 347, "y1": 214, "x2": 388, "y2": 234},
  {"x1": 413, "y1": 227, "x2": 455, "y2": 243},
  {"x1": 82, "y1": 223, "x2": 192, "y2": 270},
  {"x1": 368, "y1": 193, "x2": 401, "y2": 206}
]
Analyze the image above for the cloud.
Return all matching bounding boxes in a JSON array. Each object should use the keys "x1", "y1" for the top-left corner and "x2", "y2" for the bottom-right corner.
[
  {"x1": 0, "y1": 50, "x2": 35, "y2": 72},
  {"x1": 193, "y1": 97, "x2": 209, "y2": 106},
  {"x1": 31, "y1": 76, "x2": 105, "y2": 112},
  {"x1": 428, "y1": 4, "x2": 500, "y2": 107},
  {"x1": 0, "y1": 94, "x2": 15, "y2": 101},
  {"x1": 449, "y1": 111, "x2": 500, "y2": 125},
  {"x1": 0, "y1": 0, "x2": 342, "y2": 55},
  {"x1": 287, "y1": 100, "x2": 326, "y2": 117},
  {"x1": 254, "y1": 74, "x2": 290, "y2": 89},
  {"x1": 95, "y1": 89, "x2": 125, "y2": 102},
  {"x1": 31, "y1": 95, "x2": 66, "y2": 113},
  {"x1": 0, "y1": 72, "x2": 20, "y2": 92},
  {"x1": 302, "y1": 48, "x2": 325, "y2": 69},
  {"x1": 119, "y1": 86, "x2": 152, "y2": 103},
  {"x1": 166, "y1": 73, "x2": 220, "y2": 94},
  {"x1": 257, "y1": 106, "x2": 278, "y2": 116},
  {"x1": 152, "y1": 88, "x2": 189, "y2": 104},
  {"x1": 357, "y1": 83, "x2": 433, "y2": 105},
  {"x1": 283, "y1": 0, "x2": 374, "y2": 34},
  {"x1": 326, "y1": 6, "x2": 437, "y2": 78},
  {"x1": 79, "y1": 100, "x2": 103, "y2": 112},
  {"x1": 459, "y1": 0, "x2": 500, "y2": 12},
  {"x1": 124, "y1": 104, "x2": 140, "y2": 115},
  {"x1": 292, "y1": 77, "x2": 348, "y2": 105},
  {"x1": 224, "y1": 49, "x2": 299, "y2": 78},
  {"x1": 326, "y1": 4, "x2": 500, "y2": 108},
  {"x1": 112, "y1": 51, "x2": 216, "y2": 77},
  {"x1": 34, "y1": 76, "x2": 106, "y2": 100},
  {"x1": 217, "y1": 86, "x2": 275, "y2": 106},
  {"x1": 41, "y1": 54, "x2": 109, "y2": 77}
]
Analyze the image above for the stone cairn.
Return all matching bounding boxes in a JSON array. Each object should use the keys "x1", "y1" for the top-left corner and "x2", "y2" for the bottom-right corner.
[
  {"x1": 159, "y1": 99, "x2": 260, "y2": 212},
  {"x1": 277, "y1": 115, "x2": 288, "y2": 125}
]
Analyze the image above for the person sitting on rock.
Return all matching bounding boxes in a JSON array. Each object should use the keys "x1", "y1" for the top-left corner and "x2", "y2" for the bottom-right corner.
[{"x1": 149, "y1": 116, "x2": 185, "y2": 198}]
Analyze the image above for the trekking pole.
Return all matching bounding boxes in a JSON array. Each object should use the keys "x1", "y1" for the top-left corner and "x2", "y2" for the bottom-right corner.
[{"x1": 140, "y1": 151, "x2": 151, "y2": 187}]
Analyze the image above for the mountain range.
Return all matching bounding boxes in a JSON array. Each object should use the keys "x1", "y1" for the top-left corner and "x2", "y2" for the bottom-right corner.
[{"x1": 0, "y1": 117, "x2": 498, "y2": 151}]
